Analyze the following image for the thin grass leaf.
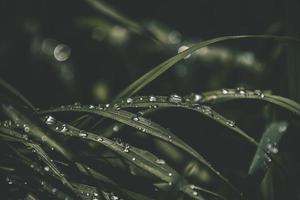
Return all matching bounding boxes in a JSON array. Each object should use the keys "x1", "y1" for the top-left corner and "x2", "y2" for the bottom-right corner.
[
  {"x1": 0, "y1": 126, "x2": 78, "y2": 197},
  {"x1": 249, "y1": 121, "x2": 288, "y2": 175},
  {"x1": 0, "y1": 79, "x2": 35, "y2": 109},
  {"x1": 46, "y1": 121, "x2": 211, "y2": 200},
  {"x1": 115, "y1": 35, "x2": 300, "y2": 100},
  {"x1": 114, "y1": 95, "x2": 258, "y2": 146},
  {"x1": 1, "y1": 104, "x2": 74, "y2": 161},
  {"x1": 38, "y1": 105, "x2": 240, "y2": 195},
  {"x1": 201, "y1": 89, "x2": 300, "y2": 116}
]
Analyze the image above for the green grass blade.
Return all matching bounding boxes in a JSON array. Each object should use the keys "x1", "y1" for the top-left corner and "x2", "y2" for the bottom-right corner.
[
  {"x1": 201, "y1": 89, "x2": 300, "y2": 116},
  {"x1": 1, "y1": 104, "x2": 74, "y2": 161},
  {"x1": 114, "y1": 95, "x2": 258, "y2": 146},
  {"x1": 115, "y1": 35, "x2": 300, "y2": 100},
  {"x1": 0, "y1": 79, "x2": 35, "y2": 109},
  {"x1": 38, "y1": 105, "x2": 240, "y2": 195},
  {"x1": 248, "y1": 121, "x2": 288, "y2": 175},
  {"x1": 46, "y1": 120, "x2": 210, "y2": 200}
]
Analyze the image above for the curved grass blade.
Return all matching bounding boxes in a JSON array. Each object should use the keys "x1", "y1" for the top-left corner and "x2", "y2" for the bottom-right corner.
[
  {"x1": 38, "y1": 105, "x2": 240, "y2": 195},
  {"x1": 83, "y1": 0, "x2": 160, "y2": 43},
  {"x1": 249, "y1": 121, "x2": 288, "y2": 176},
  {"x1": 46, "y1": 120, "x2": 211, "y2": 200},
  {"x1": 114, "y1": 95, "x2": 258, "y2": 146},
  {"x1": 115, "y1": 35, "x2": 300, "y2": 100},
  {"x1": 1, "y1": 104, "x2": 74, "y2": 161},
  {"x1": 201, "y1": 89, "x2": 300, "y2": 116},
  {"x1": 0, "y1": 79, "x2": 35, "y2": 109}
]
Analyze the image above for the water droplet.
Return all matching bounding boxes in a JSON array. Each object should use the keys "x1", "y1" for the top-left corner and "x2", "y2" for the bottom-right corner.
[
  {"x1": 23, "y1": 124, "x2": 30, "y2": 133},
  {"x1": 168, "y1": 173, "x2": 172, "y2": 177},
  {"x1": 155, "y1": 159, "x2": 166, "y2": 165},
  {"x1": 221, "y1": 88, "x2": 229, "y2": 94},
  {"x1": 168, "y1": 94, "x2": 182, "y2": 103},
  {"x1": 254, "y1": 89, "x2": 264, "y2": 98},
  {"x1": 178, "y1": 45, "x2": 191, "y2": 59},
  {"x1": 236, "y1": 87, "x2": 246, "y2": 95},
  {"x1": 89, "y1": 105, "x2": 95, "y2": 109},
  {"x1": 123, "y1": 145, "x2": 130, "y2": 153},
  {"x1": 96, "y1": 136, "x2": 103, "y2": 142},
  {"x1": 149, "y1": 96, "x2": 157, "y2": 102},
  {"x1": 267, "y1": 144, "x2": 278, "y2": 154},
  {"x1": 132, "y1": 116, "x2": 139, "y2": 121},
  {"x1": 113, "y1": 125, "x2": 119, "y2": 132},
  {"x1": 126, "y1": 98, "x2": 133, "y2": 104},
  {"x1": 132, "y1": 157, "x2": 136, "y2": 161},
  {"x1": 192, "y1": 93, "x2": 203, "y2": 102},
  {"x1": 45, "y1": 116, "x2": 56, "y2": 125},
  {"x1": 105, "y1": 104, "x2": 110, "y2": 108},
  {"x1": 61, "y1": 124, "x2": 68, "y2": 133},
  {"x1": 44, "y1": 166, "x2": 50, "y2": 171},
  {"x1": 79, "y1": 130, "x2": 88, "y2": 137},
  {"x1": 278, "y1": 124, "x2": 287, "y2": 133},
  {"x1": 192, "y1": 191, "x2": 198, "y2": 196},
  {"x1": 226, "y1": 120, "x2": 235, "y2": 127}
]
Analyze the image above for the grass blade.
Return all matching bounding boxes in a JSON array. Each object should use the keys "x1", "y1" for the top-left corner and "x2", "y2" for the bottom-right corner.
[
  {"x1": 38, "y1": 105, "x2": 240, "y2": 195},
  {"x1": 249, "y1": 121, "x2": 288, "y2": 176},
  {"x1": 201, "y1": 89, "x2": 300, "y2": 116},
  {"x1": 115, "y1": 35, "x2": 300, "y2": 100}
]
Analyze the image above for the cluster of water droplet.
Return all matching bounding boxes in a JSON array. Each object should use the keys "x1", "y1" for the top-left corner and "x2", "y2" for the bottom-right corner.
[{"x1": 220, "y1": 88, "x2": 265, "y2": 98}]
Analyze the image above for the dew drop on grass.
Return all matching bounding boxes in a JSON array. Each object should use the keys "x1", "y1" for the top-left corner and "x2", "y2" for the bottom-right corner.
[
  {"x1": 79, "y1": 130, "x2": 88, "y2": 137},
  {"x1": 278, "y1": 124, "x2": 287, "y2": 133},
  {"x1": 113, "y1": 125, "x2": 119, "y2": 132},
  {"x1": 132, "y1": 157, "x2": 136, "y2": 161},
  {"x1": 44, "y1": 166, "x2": 50, "y2": 171},
  {"x1": 168, "y1": 173, "x2": 172, "y2": 177},
  {"x1": 178, "y1": 45, "x2": 191, "y2": 59},
  {"x1": 221, "y1": 88, "x2": 229, "y2": 94},
  {"x1": 192, "y1": 93, "x2": 203, "y2": 102},
  {"x1": 132, "y1": 116, "x2": 139, "y2": 121},
  {"x1": 155, "y1": 159, "x2": 166, "y2": 165},
  {"x1": 96, "y1": 136, "x2": 103, "y2": 142},
  {"x1": 126, "y1": 98, "x2": 133, "y2": 103},
  {"x1": 226, "y1": 120, "x2": 235, "y2": 127},
  {"x1": 267, "y1": 144, "x2": 278, "y2": 154},
  {"x1": 45, "y1": 116, "x2": 56, "y2": 125},
  {"x1": 168, "y1": 94, "x2": 182, "y2": 103},
  {"x1": 61, "y1": 124, "x2": 68, "y2": 133},
  {"x1": 149, "y1": 96, "x2": 157, "y2": 102},
  {"x1": 89, "y1": 105, "x2": 95, "y2": 109},
  {"x1": 23, "y1": 124, "x2": 30, "y2": 133}
]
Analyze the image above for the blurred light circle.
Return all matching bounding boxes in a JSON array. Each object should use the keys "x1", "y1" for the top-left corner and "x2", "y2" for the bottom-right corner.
[{"x1": 53, "y1": 44, "x2": 71, "y2": 61}]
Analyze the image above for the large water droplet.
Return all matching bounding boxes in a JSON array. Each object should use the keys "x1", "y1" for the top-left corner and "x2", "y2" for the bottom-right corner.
[
  {"x1": 45, "y1": 116, "x2": 56, "y2": 125},
  {"x1": 149, "y1": 96, "x2": 157, "y2": 102},
  {"x1": 155, "y1": 159, "x2": 166, "y2": 165},
  {"x1": 79, "y1": 130, "x2": 88, "y2": 137},
  {"x1": 23, "y1": 124, "x2": 30, "y2": 133},
  {"x1": 126, "y1": 98, "x2": 133, "y2": 104},
  {"x1": 168, "y1": 94, "x2": 182, "y2": 103},
  {"x1": 221, "y1": 88, "x2": 229, "y2": 94},
  {"x1": 178, "y1": 45, "x2": 191, "y2": 59},
  {"x1": 44, "y1": 166, "x2": 50, "y2": 172},
  {"x1": 113, "y1": 125, "x2": 119, "y2": 132}
]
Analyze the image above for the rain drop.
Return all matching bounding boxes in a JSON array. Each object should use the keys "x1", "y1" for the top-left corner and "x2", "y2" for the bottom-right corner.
[
  {"x1": 155, "y1": 159, "x2": 166, "y2": 165},
  {"x1": 149, "y1": 96, "x2": 157, "y2": 102},
  {"x1": 168, "y1": 94, "x2": 182, "y2": 103},
  {"x1": 126, "y1": 98, "x2": 133, "y2": 104},
  {"x1": 45, "y1": 116, "x2": 56, "y2": 125}
]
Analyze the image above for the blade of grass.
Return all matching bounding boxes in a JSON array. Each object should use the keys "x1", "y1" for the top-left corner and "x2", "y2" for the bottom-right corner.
[
  {"x1": 38, "y1": 105, "x2": 240, "y2": 195},
  {"x1": 201, "y1": 89, "x2": 300, "y2": 116},
  {"x1": 114, "y1": 35, "x2": 300, "y2": 101}
]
